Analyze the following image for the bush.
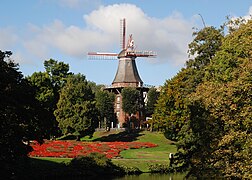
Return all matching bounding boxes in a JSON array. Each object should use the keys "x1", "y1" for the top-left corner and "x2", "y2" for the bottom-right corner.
[
  {"x1": 118, "y1": 165, "x2": 142, "y2": 175},
  {"x1": 148, "y1": 163, "x2": 174, "y2": 174},
  {"x1": 68, "y1": 153, "x2": 124, "y2": 178},
  {"x1": 87, "y1": 152, "x2": 111, "y2": 167}
]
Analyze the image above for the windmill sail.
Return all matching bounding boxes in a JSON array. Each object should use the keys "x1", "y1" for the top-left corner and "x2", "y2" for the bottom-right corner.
[
  {"x1": 87, "y1": 18, "x2": 157, "y2": 129},
  {"x1": 87, "y1": 52, "x2": 118, "y2": 60},
  {"x1": 120, "y1": 18, "x2": 126, "y2": 50}
]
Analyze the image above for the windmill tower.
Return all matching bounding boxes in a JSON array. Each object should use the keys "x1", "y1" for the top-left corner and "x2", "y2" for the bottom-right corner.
[{"x1": 88, "y1": 18, "x2": 156, "y2": 128}]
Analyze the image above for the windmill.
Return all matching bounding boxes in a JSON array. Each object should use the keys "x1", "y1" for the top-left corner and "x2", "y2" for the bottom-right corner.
[{"x1": 88, "y1": 18, "x2": 156, "y2": 129}]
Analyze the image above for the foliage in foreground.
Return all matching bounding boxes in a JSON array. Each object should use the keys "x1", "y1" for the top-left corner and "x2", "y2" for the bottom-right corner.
[
  {"x1": 148, "y1": 164, "x2": 174, "y2": 174},
  {"x1": 153, "y1": 18, "x2": 252, "y2": 179},
  {"x1": 27, "y1": 153, "x2": 141, "y2": 179},
  {"x1": 153, "y1": 25, "x2": 223, "y2": 140},
  {"x1": 68, "y1": 153, "x2": 124, "y2": 177},
  {"x1": 0, "y1": 50, "x2": 47, "y2": 179}
]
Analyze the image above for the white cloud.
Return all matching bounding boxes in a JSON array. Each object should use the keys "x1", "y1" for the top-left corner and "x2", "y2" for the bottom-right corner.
[
  {"x1": 244, "y1": 6, "x2": 252, "y2": 20},
  {"x1": 230, "y1": 6, "x2": 252, "y2": 22},
  {"x1": 24, "y1": 3, "x2": 195, "y2": 66},
  {"x1": 227, "y1": 6, "x2": 252, "y2": 33},
  {"x1": 84, "y1": 4, "x2": 194, "y2": 64}
]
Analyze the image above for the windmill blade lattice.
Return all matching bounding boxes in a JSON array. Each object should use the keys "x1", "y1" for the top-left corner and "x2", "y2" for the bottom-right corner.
[{"x1": 88, "y1": 52, "x2": 118, "y2": 60}]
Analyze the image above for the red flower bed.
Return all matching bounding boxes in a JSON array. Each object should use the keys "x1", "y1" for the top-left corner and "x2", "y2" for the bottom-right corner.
[{"x1": 29, "y1": 140, "x2": 157, "y2": 158}]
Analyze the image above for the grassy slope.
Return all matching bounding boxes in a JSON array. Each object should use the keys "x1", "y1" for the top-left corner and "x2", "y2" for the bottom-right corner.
[
  {"x1": 32, "y1": 130, "x2": 177, "y2": 173},
  {"x1": 112, "y1": 131, "x2": 177, "y2": 172},
  {"x1": 32, "y1": 157, "x2": 72, "y2": 163}
]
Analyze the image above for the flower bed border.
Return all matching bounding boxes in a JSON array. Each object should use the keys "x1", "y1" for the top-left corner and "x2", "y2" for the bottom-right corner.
[{"x1": 29, "y1": 140, "x2": 157, "y2": 158}]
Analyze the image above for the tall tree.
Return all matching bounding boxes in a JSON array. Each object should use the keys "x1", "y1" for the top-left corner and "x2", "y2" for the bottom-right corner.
[
  {"x1": 121, "y1": 87, "x2": 140, "y2": 128},
  {"x1": 0, "y1": 50, "x2": 42, "y2": 178},
  {"x1": 44, "y1": 59, "x2": 70, "y2": 90},
  {"x1": 26, "y1": 59, "x2": 71, "y2": 138},
  {"x1": 175, "y1": 19, "x2": 252, "y2": 179},
  {"x1": 153, "y1": 25, "x2": 224, "y2": 140},
  {"x1": 26, "y1": 72, "x2": 58, "y2": 137},
  {"x1": 54, "y1": 74, "x2": 98, "y2": 139},
  {"x1": 88, "y1": 82, "x2": 115, "y2": 129},
  {"x1": 152, "y1": 69, "x2": 192, "y2": 138},
  {"x1": 121, "y1": 87, "x2": 140, "y2": 116},
  {"x1": 95, "y1": 90, "x2": 115, "y2": 129},
  {"x1": 145, "y1": 87, "x2": 159, "y2": 117},
  {"x1": 88, "y1": 81, "x2": 105, "y2": 93},
  {"x1": 186, "y1": 26, "x2": 224, "y2": 69}
]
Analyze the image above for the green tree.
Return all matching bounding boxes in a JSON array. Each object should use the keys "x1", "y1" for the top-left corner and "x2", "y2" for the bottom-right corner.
[
  {"x1": 0, "y1": 50, "x2": 43, "y2": 178},
  {"x1": 121, "y1": 87, "x2": 140, "y2": 115},
  {"x1": 145, "y1": 87, "x2": 159, "y2": 117},
  {"x1": 152, "y1": 68, "x2": 192, "y2": 138},
  {"x1": 26, "y1": 72, "x2": 58, "y2": 137},
  {"x1": 175, "y1": 19, "x2": 252, "y2": 179},
  {"x1": 88, "y1": 81, "x2": 105, "y2": 93},
  {"x1": 27, "y1": 72, "x2": 54, "y2": 106},
  {"x1": 26, "y1": 59, "x2": 71, "y2": 138},
  {"x1": 175, "y1": 100, "x2": 223, "y2": 178},
  {"x1": 44, "y1": 58, "x2": 70, "y2": 90},
  {"x1": 121, "y1": 87, "x2": 140, "y2": 129},
  {"x1": 187, "y1": 26, "x2": 224, "y2": 69},
  {"x1": 54, "y1": 74, "x2": 98, "y2": 139},
  {"x1": 152, "y1": 25, "x2": 224, "y2": 140},
  {"x1": 43, "y1": 58, "x2": 71, "y2": 107},
  {"x1": 95, "y1": 90, "x2": 115, "y2": 129}
]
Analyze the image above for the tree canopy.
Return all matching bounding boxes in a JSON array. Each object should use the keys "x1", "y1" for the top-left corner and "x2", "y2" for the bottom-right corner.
[
  {"x1": 0, "y1": 50, "x2": 43, "y2": 178},
  {"x1": 182, "y1": 19, "x2": 252, "y2": 179},
  {"x1": 153, "y1": 19, "x2": 252, "y2": 179},
  {"x1": 153, "y1": 25, "x2": 224, "y2": 140},
  {"x1": 44, "y1": 58, "x2": 71, "y2": 90},
  {"x1": 95, "y1": 90, "x2": 115, "y2": 128},
  {"x1": 54, "y1": 74, "x2": 98, "y2": 138},
  {"x1": 121, "y1": 87, "x2": 140, "y2": 116},
  {"x1": 26, "y1": 59, "x2": 71, "y2": 138},
  {"x1": 145, "y1": 87, "x2": 159, "y2": 117}
]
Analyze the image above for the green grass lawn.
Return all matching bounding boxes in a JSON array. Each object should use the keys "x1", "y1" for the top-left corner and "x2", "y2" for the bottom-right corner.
[
  {"x1": 80, "y1": 130, "x2": 122, "y2": 141},
  {"x1": 120, "y1": 131, "x2": 176, "y2": 159},
  {"x1": 112, "y1": 131, "x2": 176, "y2": 172},
  {"x1": 33, "y1": 130, "x2": 177, "y2": 173},
  {"x1": 32, "y1": 157, "x2": 72, "y2": 164}
]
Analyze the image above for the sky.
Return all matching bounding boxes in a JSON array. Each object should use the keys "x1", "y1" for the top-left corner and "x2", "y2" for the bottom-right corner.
[{"x1": 1, "y1": 0, "x2": 252, "y2": 86}]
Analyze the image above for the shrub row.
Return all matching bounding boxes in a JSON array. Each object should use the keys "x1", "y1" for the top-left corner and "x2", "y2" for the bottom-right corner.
[{"x1": 22, "y1": 153, "x2": 142, "y2": 179}]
